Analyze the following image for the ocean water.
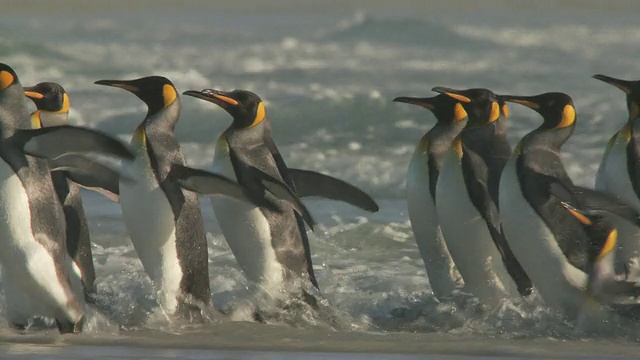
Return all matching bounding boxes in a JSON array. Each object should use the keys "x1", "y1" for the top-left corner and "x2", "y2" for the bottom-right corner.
[{"x1": 2, "y1": 1, "x2": 640, "y2": 358}]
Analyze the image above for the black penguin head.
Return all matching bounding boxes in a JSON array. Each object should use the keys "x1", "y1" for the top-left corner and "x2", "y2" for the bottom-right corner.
[
  {"x1": 94, "y1": 76, "x2": 178, "y2": 115},
  {"x1": 392, "y1": 93, "x2": 468, "y2": 125},
  {"x1": 431, "y1": 87, "x2": 501, "y2": 128},
  {"x1": 501, "y1": 92, "x2": 576, "y2": 130},
  {"x1": 0, "y1": 63, "x2": 20, "y2": 93},
  {"x1": 592, "y1": 74, "x2": 640, "y2": 121},
  {"x1": 559, "y1": 201, "x2": 617, "y2": 265},
  {"x1": 23, "y1": 82, "x2": 69, "y2": 113},
  {"x1": 182, "y1": 89, "x2": 266, "y2": 129}
]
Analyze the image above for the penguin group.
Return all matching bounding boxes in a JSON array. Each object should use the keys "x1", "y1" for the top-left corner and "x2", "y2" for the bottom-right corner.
[
  {"x1": 397, "y1": 77, "x2": 640, "y2": 324},
  {"x1": 0, "y1": 63, "x2": 379, "y2": 333},
  {"x1": 3, "y1": 57, "x2": 640, "y2": 334}
]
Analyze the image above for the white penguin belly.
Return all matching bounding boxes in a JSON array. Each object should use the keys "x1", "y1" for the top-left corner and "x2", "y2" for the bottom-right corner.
[
  {"x1": 211, "y1": 145, "x2": 284, "y2": 294},
  {"x1": 499, "y1": 157, "x2": 587, "y2": 312},
  {"x1": 597, "y1": 142, "x2": 640, "y2": 264},
  {"x1": 120, "y1": 151, "x2": 182, "y2": 314},
  {"x1": 406, "y1": 150, "x2": 461, "y2": 299},
  {"x1": 435, "y1": 150, "x2": 518, "y2": 304},
  {"x1": 0, "y1": 159, "x2": 83, "y2": 324}
]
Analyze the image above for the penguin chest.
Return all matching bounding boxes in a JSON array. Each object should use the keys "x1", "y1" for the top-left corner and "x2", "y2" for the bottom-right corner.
[
  {"x1": 406, "y1": 149, "x2": 460, "y2": 298},
  {"x1": 499, "y1": 157, "x2": 587, "y2": 311},
  {"x1": 119, "y1": 146, "x2": 182, "y2": 312},
  {"x1": 435, "y1": 150, "x2": 514, "y2": 302},
  {"x1": 600, "y1": 141, "x2": 640, "y2": 210},
  {"x1": 0, "y1": 158, "x2": 83, "y2": 322},
  {"x1": 211, "y1": 143, "x2": 284, "y2": 291}
]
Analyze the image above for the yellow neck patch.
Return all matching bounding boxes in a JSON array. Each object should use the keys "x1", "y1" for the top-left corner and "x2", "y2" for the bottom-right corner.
[
  {"x1": 0, "y1": 71, "x2": 14, "y2": 91},
  {"x1": 620, "y1": 122, "x2": 632, "y2": 143},
  {"x1": 489, "y1": 101, "x2": 500, "y2": 123},
  {"x1": 597, "y1": 229, "x2": 617, "y2": 261},
  {"x1": 249, "y1": 101, "x2": 266, "y2": 128},
  {"x1": 133, "y1": 125, "x2": 146, "y2": 147},
  {"x1": 163, "y1": 84, "x2": 177, "y2": 108},
  {"x1": 630, "y1": 101, "x2": 639, "y2": 121},
  {"x1": 452, "y1": 135, "x2": 463, "y2": 158},
  {"x1": 452, "y1": 103, "x2": 467, "y2": 123},
  {"x1": 30, "y1": 111, "x2": 43, "y2": 129},
  {"x1": 557, "y1": 104, "x2": 575, "y2": 128},
  {"x1": 514, "y1": 141, "x2": 523, "y2": 155},
  {"x1": 501, "y1": 103, "x2": 509, "y2": 118}
]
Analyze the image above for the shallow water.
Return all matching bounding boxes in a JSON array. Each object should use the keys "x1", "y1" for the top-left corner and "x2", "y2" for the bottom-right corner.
[{"x1": 2, "y1": 0, "x2": 640, "y2": 357}]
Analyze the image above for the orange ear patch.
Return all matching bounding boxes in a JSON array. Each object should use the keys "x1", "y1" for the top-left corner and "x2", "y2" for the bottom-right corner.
[
  {"x1": 163, "y1": 84, "x2": 177, "y2": 107},
  {"x1": 501, "y1": 103, "x2": 509, "y2": 118},
  {"x1": 452, "y1": 103, "x2": 467, "y2": 123},
  {"x1": 250, "y1": 102, "x2": 266, "y2": 128},
  {"x1": 0, "y1": 71, "x2": 15, "y2": 91},
  {"x1": 597, "y1": 229, "x2": 617, "y2": 261},
  {"x1": 58, "y1": 93, "x2": 70, "y2": 113},
  {"x1": 489, "y1": 101, "x2": 500, "y2": 123},
  {"x1": 557, "y1": 104, "x2": 575, "y2": 128}
]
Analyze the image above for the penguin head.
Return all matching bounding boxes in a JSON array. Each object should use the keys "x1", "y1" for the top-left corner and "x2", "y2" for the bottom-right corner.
[
  {"x1": 0, "y1": 63, "x2": 20, "y2": 93},
  {"x1": 592, "y1": 74, "x2": 640, "y2": 121},
  {"x1": 182, "y1": 89, "x2": 266, "y2": 129},
  {"x1": 392, "y1": 94, "x2": 468, "y2": 125},
  {"x1": 559, "y1": 201, "x2": 617, "y2": 265},
  {"x1": 431, "y1": 87, "x2": 501, "y2": 128},
  {"x1": 94, "y1": 76, "x2": 178, "y2": 115},
  {"x1": 23, "y1": 82, "x2": 69, "y2": 113},
  {"x1": 501, "y1": 92, "x2": 576, "y2": 130}
]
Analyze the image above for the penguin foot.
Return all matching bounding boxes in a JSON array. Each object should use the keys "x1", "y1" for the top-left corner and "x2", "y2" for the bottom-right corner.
[{"x1": 56, "y1": 316, "x2": 84, "y2": 334}]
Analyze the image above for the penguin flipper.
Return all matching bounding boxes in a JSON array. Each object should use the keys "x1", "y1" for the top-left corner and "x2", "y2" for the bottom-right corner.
[
  {"x1": 168, "y1": 164, "x2": 254, "y2": 202},
  {"x1": 461, "y1": 151, "x2": 533, "y2": 296},
  {"x1": 549, "y1": 182, "x2": 640, "y2": 226},
  {"x1": 49, "y1": 154, "x2": 125, "y2": 202},
  {"x1": 13, "y1": 125, "x2": 134, "y2": 161},
  {"x1": 247, "y1": 166, "x2": 316, "y2": 231},
  {"x1": 288, "y1": 168, "x2": 379, "y2": 212}
]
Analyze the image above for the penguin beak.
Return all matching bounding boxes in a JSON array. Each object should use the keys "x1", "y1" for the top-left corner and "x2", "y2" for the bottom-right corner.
[
  {"x1": 559, "y1": 201, "x2": 592, "y2": 225},
  {"x1": 592, "y1": 74, "x2": 633, "y2": 94},
  {"x1": 94, "y1": 79, "x2": 140, "y2": 94},
  {"x1": 23, "y1": 86, "x2": 44, "y2": 100},
  {"x1": 431, "y1": 87, "x2": 472, "y2": 103},
  {"x1": 500, "y1": 95, "x2": 541, "y2": 110},
  {"x1": 392, "y1": 96, "x2": 435, "y2": 110},
  {"x1": 182, "y1": 89, "x2": 238, "y2": 109}
]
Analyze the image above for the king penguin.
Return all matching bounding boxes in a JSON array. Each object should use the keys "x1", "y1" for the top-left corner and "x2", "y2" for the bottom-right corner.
[
  {"x1": 392, "y1": 94, "x2": 466, "y2": 300},
  {"x1": 592, "y1": 75, "x2": 640, "y2": 266},
  {"x1": 430, "y1": 87, "x2": 531, "y2": 305},
  {"x1": 556, "y1": 199, "x2": 640, "y2": 304},
  {"x1": 593, "y1": 74, "x2": 640, "y2": 198},
  {"x1": 23, "y1": 82, "x2": 96, "y2": 299},
  {"x1": 182, "y1": 88, "x2": 323, "y2": 303},
  {"x1": 498, "y1": 92, "x2": 601, "y2": 317},
  {"x1": 0, "y1": 63, "x2": 134, "y2": 333},
  {"x1": 95, "y1": 76, "x2": 270, "y2": 320}
]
